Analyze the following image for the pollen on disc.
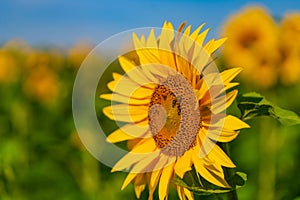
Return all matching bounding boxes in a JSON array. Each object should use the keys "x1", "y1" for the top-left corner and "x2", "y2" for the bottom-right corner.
[
  {"x1": 148, "y1": 104, "x2": 167, "y2": 136},
  {"x1": 148, "y1": 74, "x2": 201, "y2": 157}
]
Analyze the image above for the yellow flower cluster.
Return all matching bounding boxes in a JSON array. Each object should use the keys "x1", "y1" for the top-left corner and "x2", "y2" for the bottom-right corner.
[
  {"x1": 279, "y1": 13, "x2": 300, "y2": 85},
  {"x1": 0, "y1": 40, "x2": 92, "y2": 105},
  {"x1": 221, "y1": 6, "x2": 300, "y2": 88},
  {"x1": 0, "y1": 50, "x2": 18, "y2": 83}
]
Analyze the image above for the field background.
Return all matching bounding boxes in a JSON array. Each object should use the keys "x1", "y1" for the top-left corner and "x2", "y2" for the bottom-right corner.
[{"x1": 1, "y1": 1, "x2": 300, "y2": 199}]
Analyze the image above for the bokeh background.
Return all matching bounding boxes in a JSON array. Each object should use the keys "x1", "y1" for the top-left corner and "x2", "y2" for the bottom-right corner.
[{"x1": 1, "y1": 0, "x2": 300, "y2": 199}]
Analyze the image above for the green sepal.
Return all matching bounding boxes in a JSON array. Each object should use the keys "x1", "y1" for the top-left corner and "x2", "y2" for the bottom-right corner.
[{"x1": 173, "y1": 170, "x2": 247, "y2": 196}]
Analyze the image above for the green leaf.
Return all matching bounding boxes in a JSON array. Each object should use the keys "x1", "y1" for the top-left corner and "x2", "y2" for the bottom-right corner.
[
  {"x1": 237, "y1": 92, "x2": 300, "y2": 126},
  {"x1": 173, "y1": 171, "x2": 247, "y2": 196},
  {"x1": 227, "y1": 172, "x2": 247, "y2": 188}
]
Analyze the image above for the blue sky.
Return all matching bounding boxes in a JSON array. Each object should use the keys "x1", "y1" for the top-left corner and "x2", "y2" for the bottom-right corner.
[{"x1": 1, "y1": 0, "x2": 300, "y2": 46}]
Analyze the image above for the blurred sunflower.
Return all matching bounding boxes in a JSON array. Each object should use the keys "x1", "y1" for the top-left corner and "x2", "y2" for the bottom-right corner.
[
  {"x1": 0, "y1": 50, "x2": 18, "y2": 83},
  {"x1": 221, "y1": 6, "x2": 279, "y2": 89},
  {"x1": 23, "y1": 65, "x2": 59, "y2": 105},
  {"x1": 26, "y1": 50, "x2": 64, "y2": 71},
  {"x1": 101, "y1": 21, "x2": 249, "y2": 200},
  {"x1": 279, "y1": 13, "x2": 300, "y2": 85}
]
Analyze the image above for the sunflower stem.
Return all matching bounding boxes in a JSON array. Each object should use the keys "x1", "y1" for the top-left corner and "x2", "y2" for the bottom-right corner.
[{"x1": 220, "y1": 143, "x2": 238, "y2": 200}]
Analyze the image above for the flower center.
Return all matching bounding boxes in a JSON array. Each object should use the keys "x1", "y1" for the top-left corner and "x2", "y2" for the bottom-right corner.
[
  {"x1": 240, "y1": 31, "x2": 259, "y2": 48},
  {"x1": 149, "y1": 85, "x2": 181, "y2": 148},
  {"x1": 148, "y1": 75, "x2": 201, "y2": 157}
]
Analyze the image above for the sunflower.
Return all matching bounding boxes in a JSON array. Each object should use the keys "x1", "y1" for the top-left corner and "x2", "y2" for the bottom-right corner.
[
  {"x1": 279, "y1": 13, "x2": 300, "y2": 85},
  {"x1": 221, "y1": 6, "x2": 279, "y2": 89},
  {"x1": 100, "y1": 21, "x2": 249, "y2": 200},
  {"x1": 0, "y1": 50, "x2": 18, "y2": 83},
  {"x1": 23, "y1": 65, "x2": 59, "y2": 104}
]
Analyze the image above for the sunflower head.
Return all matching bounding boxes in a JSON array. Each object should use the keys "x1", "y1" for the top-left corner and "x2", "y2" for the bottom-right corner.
[
  {"x1": 280, "y1": 13, "x2": 300, "y2": 50},
  {"x1": 100, "y1": 21, "x2": 249, "y2": 200},
  {"x1": 23, "y1": 65, "x2": 59, "y2": 104},
  {"x1": 279, "y1": 13, "x2": 300, "y2": 85},
  {"x1": 0, "y1": 50, "x2": 18, "y2": 83},
  {"x1": 221, "y1": 6, "x2": 279, "y2": 89}
]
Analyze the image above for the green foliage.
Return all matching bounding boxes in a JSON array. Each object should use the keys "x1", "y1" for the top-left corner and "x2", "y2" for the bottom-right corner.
[
  {"x1": 237, "y1": 92, "x2": 300, "y2": 126},
  {"x1": 1, "y1": 44, "x2": 300, "y2": 200},
  {"x1": 173, "y1": 169, "x2": 247, "y2": 196}
]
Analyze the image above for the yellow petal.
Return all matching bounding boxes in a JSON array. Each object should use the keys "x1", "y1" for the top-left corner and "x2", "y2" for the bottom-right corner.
[
  {"x1": 183, "y1": 25, "x2": 191, "y2": 36},
  {"x1": 112, "y1": 139, "x2": 158, "y2": 172},
  {"x1": 190, "y1": 24, "x2": 205, "y2": 41},
  {"x1": 179, "y1": 25, "x2": 191, "y2": 54},
  {"x1": 107, "y1": 76, "x2": 154, "y2": 99},
  {"x1": 191, "y1": 42, "x2": 204, "y2": 71},
  {"x1": 176, "y1": 186, "x2": 185, "y2": 200},
  {"x1": 138, "y1": 48, "x2": 162, "y2": 65},
  {"x1": 174, "y1": 150, "x2": 192, "y2": 178},
  {"x1": 183, "y1": 187, "x2": 194, "y2": 200},
  {"x1": 121, "y1": 172, "x2": 138, "y2": 190},
  {"x1": 119, "y1": 55, "x2": 136, "y2": 73},
  {"x1": 206, "y1": 127, "x2": 239, "y2": 143},
  {"x1": 159, "y1": 163, "x2": 175, "y2": 200},
  {"x1": 223, "y1": 82, "x2": 240, "y2": 92},
  {"x1": 207, "y1": 115, "x2": 250, "y2": 131},
  {"x1": 225, "y1": 90, "x2": 238, "y2": 108},
  {"x1": 126, "y1": 66, "x2": 158, "y2": 88},
  {"x1": 102, "y1": 104, "x2": 148, "y2": 122},
  {"x1": 180, "y1": 24, "x2": 205, "y2": 56},
  {"x1": 134, "y1": 173, "x2": 146, "y2": 185},
  {"x1": 140, "y1": 65, "x2": 159, "y2": 83},
  {"x1": 195, "y1": 28, "x2": 210, "y2": 48},
  {"x1": 146, "y1": 63, "x2": 174, "y2": 79},
  {"x1": 200, "y1": 85, "x2": 224, "y2": 107},
  {"x1": 208, "y1": 145, "x2": 236, "y2": 168},
  {"x1": 112, "y1": 72, "x2": 122, "y2": 81},
  {"x1": 112, "y1": 153, "x2": 146, "y2": 173},
  {"x1": 130, "y1": 138, "x2": 157, "y2": 153},
  {"x1": 134, "y1": 184, "x2": 146, "y2": 199},
  {"x1": 147, "y1": 29, "x2": 158, "y2": 49},
  {"x1": 118, "y1": 57, "x2": 158, "y2": 89},
  {"x1": 221, "y1": 67, "x2": 243, "y2": 84},
  {"x1": 197, "y1": 72, "x2": 222, "y2": 104},
  {"x1": 100, "y1": 93, "x2": 151, "y2": 105},
  {"x1": 159, "y1": 21, "x2": 174, "y2": 52},
  {"x1": 158, "y1": 49, "x2": 177, "y2": 72},
  {"x1": 149, "y1": 169, "x2": 162, "y2": 190},
  {"x1": 204, "y1": 37, "x2": 227, "y2": 54},
  {"x1": 206, "y1": 164, "x2": 230, "y2": 187},
  {"x1": 134, "y1": 184, "x2": 145, "y2": 199},
  {"x1": 211, "y1": 90, "x2": 238, "y2": 114},
  {"x1": 130, "y1": 150, "x2": 160, "y2": 173},
  {"x1": 106, "y1": 123, "x2": 151, "y2": 143},
  {"x1": 176, "y1": 186, "x2": 194, "y2": 200},
  {"x1": 158, "y1": 22, "x2": 177, "y2": 70},
  {"x1": 197, "y1": 131, "x2": 217, "y2": 158},
  {"x1": 133, "y1": 33, "x2": 160, "y2": 65},
  {"x1": 134, "y1": 174, "x2": 147, "y2": 198},
  {"x1": 176, "y1": 22, "x2": 187, "y2": 40},
  {"x1": 175, "y1": 54, "x2": 192, "y2": 79},
  {"x1": 223, "y1": 115, "x2": 250, "y2": 130},
  {"x1": 140, "y1": 34, "x2": 146, "y2": 45},
  {"x1": 148, "y1": 169, "x2": 163, "y2": 200},
  {"x1": 147, "y1": 153, "x2": 173, "y2": 193},
  {"x1": 192, "y1": 151, "x2": 229, "y2": 188}
]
